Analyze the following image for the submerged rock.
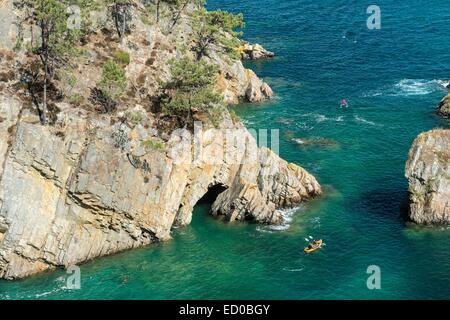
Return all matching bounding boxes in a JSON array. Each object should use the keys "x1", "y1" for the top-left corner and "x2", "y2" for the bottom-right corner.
[
  {"x1": 437, "y1": 93, "x2": 450, "y2": 118},
  {"x1": 292, "y1": 137, "x2": 339, "y2": 147},
  {"x1": 405, "y1": 129, "x2": 450, "y2": 224}
]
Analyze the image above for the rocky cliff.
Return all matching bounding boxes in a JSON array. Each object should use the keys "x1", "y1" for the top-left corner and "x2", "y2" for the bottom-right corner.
[
  {"x1": 405, "y1": 129, "x2": 450, "y2": 224},
  {"x1": 437, "y1": 93, "x2": 450, "y2": 118},
  {"x1": 0, "y1": 97, "x2": 320, "y2": 279},
  {"x1": 0, "y1": 1, "x2": 321, "y2": 279}
]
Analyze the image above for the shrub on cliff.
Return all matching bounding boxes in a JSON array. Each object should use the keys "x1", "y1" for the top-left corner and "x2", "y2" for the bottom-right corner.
[
  {"x1": 13, "y1": 0, "x2": 98, "y2": 124},
  {"x1": 142, "y1": 138, "x2": 166, "y2": 151},
  {"x1": 97, "y1": 59, "x2": 128, "y2": 100},
  {"x1": 161, "y1": 57, "x2": 223, "y2": 126},
  {"x1": 142, "y1": 0, "x2": 206, "y2": 32},
  {"x1": 191, "y1": 8, "x2": 245, "y2": 60},
  {"x1": 17, "y1": 0, "x2": 90, "y2": 124},
  {"x1": 114, "y1": 50, "x2": 131, "y2": 65}
]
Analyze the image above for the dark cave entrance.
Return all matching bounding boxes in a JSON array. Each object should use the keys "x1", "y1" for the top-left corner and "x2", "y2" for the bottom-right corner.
[{"x1": 197, "y1": 184, "x2": 228, "y2": 205}]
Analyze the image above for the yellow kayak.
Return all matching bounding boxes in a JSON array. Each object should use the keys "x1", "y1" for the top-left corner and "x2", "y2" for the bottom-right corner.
[{"x1": 304, "y1": 240, "x2": 323, "y2": 254}]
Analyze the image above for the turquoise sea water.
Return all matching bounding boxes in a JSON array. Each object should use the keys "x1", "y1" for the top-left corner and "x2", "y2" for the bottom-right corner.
[{"x1": 1, "y1": 0, "x2": 450, "y2": 299}]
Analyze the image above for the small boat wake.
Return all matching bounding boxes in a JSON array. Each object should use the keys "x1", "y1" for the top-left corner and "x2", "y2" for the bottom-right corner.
[{"x1": 282, "y1": 264, "x2": 305, "y2": 272}]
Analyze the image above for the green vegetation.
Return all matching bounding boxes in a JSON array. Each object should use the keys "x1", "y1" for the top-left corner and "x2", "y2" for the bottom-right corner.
[
  {"x1": 143, "y1": 0, "x2": 205, "y2": 30},
  {"x1": 191, "y1": 8, "x2": 244, "y2": 60},
  {"x1": 13, "y1": 0, "x2": 241, "y2": 130},
  {"x1": 114, "y1": 50, "x2": 131, "y2": 65},
  {"x1": 140, "y1": 14, "x2": 152, "y2": 25},
  {"x1": 142, "y1": 138, "x2": 166, "y2": 151},
  {"x1": 67, "y1": 93, "x2": 83, "y2": 105},
  {"x1": 98, "y1": 60, "x2": 128, "y2": 100},
  {"x1": 161, "y1": 57, "x2": 223, "y2": 126},
  {"x1": 126, "y1": 111, "x2": 144, "y2": 124},
  {"x1": 18, "y1": 0, "x2": 89, "y2": 124}
]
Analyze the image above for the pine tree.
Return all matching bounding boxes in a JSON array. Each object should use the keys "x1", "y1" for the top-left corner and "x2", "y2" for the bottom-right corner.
[
  {"x1": 18, "y1": 0, "x2": 81, "y2": 124},
  {"x1": 161, "y1": 57, "x2": 223, "y2": 126},
  {"x1": 104, "y1": 0, "x2": 133, "y2": 43},
  {"x1": 191, "y1": 8, "x2": 244, "y2": 60}
]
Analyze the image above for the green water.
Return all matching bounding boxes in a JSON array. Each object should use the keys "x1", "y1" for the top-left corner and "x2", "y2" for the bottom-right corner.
[{"x1": 2, "y1": 0, "x2": 450, "y2": 299}]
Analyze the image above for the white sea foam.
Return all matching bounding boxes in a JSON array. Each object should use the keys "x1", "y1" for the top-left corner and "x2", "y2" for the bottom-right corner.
[
  {"x1": 296, "y1": 122, "x2": 314, "y2": 131},
  {"x1": 313, "y1": 114, "x2": 345, "y2": 123},
  {"x1": 394, "y1": 79, "x2": 439, "y2": 96},
  {"x1": 354, "y1": 115, "x2": 378, "y2": 126},
  {"x1": 31, "y1": 275, "x2": 73, "y2": 298},
  {"x1": 436, "y1": 80, "x2": 450, "y2": 89},
  {"x1": 257, "y1": 207, "x2": 301, "y2": 233},
  {"x1": 364, "y1": 79, "x2": 447, "y2": 97},
  {"x1": 309, "y1": 217, "x2": 321, "y2": 229},
  {"x1": 292, "y1": 138, "x2": 305, "y2": 145},
  {"x1": 256, "y1": 226, "x2": 273, "y2": 233},
  {"x1": 269, "y1": 224, "x2": 290, "y2": 231}
]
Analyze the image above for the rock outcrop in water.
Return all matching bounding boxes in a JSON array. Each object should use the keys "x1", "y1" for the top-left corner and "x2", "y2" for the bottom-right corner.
[
  {"x1": 405, "y1": 129, "x2": 450, "y2": 224},
  {"x1": 0, "y1": 1, "x2": 320, "y2": 279},
  {"x1": 437, "y1": 93, "x2": 450, "y2": 118},
  {"x1": 239, "y1": 43, "x2": 275, "y2": 60}
]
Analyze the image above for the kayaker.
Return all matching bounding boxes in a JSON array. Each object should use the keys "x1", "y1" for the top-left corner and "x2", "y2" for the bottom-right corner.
[
  {"x1": 340, "y1": 99, "x2": 348, "y2": 108},
  {"x1": 308, "y1": 240, "x2": 319, "y2": 248}
]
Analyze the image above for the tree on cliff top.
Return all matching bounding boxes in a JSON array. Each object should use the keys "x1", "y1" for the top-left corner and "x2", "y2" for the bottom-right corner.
[
  {"x1": 161, "y1": 57, "x2": 223, "y2": 127},
  {"x1": 191, "y1": 8, "x2": 244, "y2": 60},
  {"x1": 143, "y1": 0, "x2": 204, "y2": 30},
  {"x1": 17, "y1": 0, "x2": 86, "y2": 124},
  {"x1": 172, "y1": 0, "x2": 203, "y2": 28},
  {"x1": 103, "y1": 0, "x2": 134, "y2": 44}
]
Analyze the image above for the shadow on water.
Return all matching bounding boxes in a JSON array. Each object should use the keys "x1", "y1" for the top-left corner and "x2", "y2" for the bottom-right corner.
[{"x1": 355, "y1": 188, "x2": 409, "y2": 220}]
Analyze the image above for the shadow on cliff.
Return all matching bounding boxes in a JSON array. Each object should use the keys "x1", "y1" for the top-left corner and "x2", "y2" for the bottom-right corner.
[{"x1": 196, "y1": 184, "x2": 228, "y2": 205}]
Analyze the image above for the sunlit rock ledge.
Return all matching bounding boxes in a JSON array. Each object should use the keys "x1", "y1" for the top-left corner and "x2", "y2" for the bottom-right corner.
[{"x1": 406, "y1": 129, "x2": 450, "y2": 224}]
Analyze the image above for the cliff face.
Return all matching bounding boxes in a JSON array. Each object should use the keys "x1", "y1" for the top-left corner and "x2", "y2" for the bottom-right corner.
[
  {"x1": 405, "y1": 129, "x2": 450, "y2": 224},
  {"x1": 0, "y1": 2, "x2": 321, "y2": 279},
  {"x1": 0, "y1": 98, "x2": 320, "y2": 280}
]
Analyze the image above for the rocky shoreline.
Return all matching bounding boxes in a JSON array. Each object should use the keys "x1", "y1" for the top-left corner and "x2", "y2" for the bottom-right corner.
[
  {"x1": 0, "y1": 1, "x2": 321, "y2": 279},
  {"x1": 437, "y1": 93, "x2": 450, "y2": 118},
  {"x1": 0, "y1": 98, "x2": 321, "y2": 279}
]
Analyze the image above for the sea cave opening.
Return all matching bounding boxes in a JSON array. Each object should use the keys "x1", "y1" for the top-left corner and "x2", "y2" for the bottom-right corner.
[{"x1": 197, "y1": 184, "x2": 228, "y2": 205}]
